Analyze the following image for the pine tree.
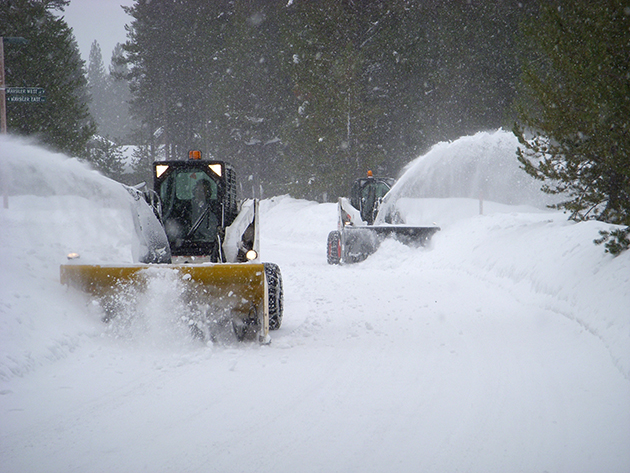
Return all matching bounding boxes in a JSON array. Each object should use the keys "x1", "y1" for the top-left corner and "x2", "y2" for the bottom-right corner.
[
  {"x1": 123, "y1": 0, "x2": 234, "y2": 161},
  {"x1": 87, "y1": 41, "x2": 109, "y2": 134},
  {"x1": 208, "y1": 0, "x2": 291, "y2": 198},
  {"x1": 514, "y1": 0, "x2": 630, "y2": 254},
  {"x1": 87, "y1": 42, "x2": 135, "y2": 142},
  {"x1": 422, "y1": 0, "x2": 531, "y2": 143},
  {"x1": 277, "y1": 0, "x2": 408, "y2": 199},
  {"x1": 84, "y1": 40, "x2": 129, "y2": 181},
  {"x1": 106, "y1": 43, "x2": 134, "y2": 141},
  {"x1": 1, "y1": 0, "x2": 95, "y2": 157},
  {"x1": 275, "y1": 0, "x2": 529, "y2": 199}
]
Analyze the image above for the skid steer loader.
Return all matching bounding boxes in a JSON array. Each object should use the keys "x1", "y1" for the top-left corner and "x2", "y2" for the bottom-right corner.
[
  {"x1": 60, "y1": 151, "x2": 283, "y2": 343},
  {"x1": 327, "y1": 171, "x2": 440, "y2": 264}
]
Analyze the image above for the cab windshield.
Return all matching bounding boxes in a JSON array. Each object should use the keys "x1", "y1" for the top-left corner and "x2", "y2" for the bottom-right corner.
[{"x1": 159, "y1": 169, "x2": 220, "y2": 251}]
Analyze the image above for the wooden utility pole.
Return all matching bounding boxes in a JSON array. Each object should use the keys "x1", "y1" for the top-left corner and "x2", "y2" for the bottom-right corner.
[
  {"x1": 1, "y1": 37, "x2": 6, "y2": 208},
  {"x1": 1, "y1": 37, "x2": 6, "y2": 134}
]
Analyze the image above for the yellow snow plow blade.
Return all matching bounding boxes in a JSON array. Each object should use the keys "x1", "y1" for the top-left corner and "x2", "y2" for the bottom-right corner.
[{"x1": 60, "y1": 263, "x2": 269, "y2": 342}]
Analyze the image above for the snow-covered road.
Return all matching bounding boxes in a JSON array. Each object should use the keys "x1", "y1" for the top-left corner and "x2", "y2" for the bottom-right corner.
[{"x1": 1, "y1": 135, "x2": 629, "y2": 472}]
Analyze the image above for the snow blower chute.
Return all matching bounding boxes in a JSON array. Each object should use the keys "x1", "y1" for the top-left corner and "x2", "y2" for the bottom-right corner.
[
  {"x1": 327, "y1": 171, "x2": 440, "y2": 264},
  {"x1": 60, "y1": 151, "x2": 283, "y2": 342}
]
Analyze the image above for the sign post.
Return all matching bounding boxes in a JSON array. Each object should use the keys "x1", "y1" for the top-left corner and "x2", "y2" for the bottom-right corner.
[{"x1": 1, "y1": 37, "x2": 6, "y2": 134}]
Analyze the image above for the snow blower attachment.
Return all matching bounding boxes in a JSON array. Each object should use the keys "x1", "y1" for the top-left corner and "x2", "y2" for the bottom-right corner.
[
  {"x1": 61, "y1": 151, "x2": 283, "y2": 342},
  {"x1": 327, "y1": 172, "x2": 440, "y2": 264}
]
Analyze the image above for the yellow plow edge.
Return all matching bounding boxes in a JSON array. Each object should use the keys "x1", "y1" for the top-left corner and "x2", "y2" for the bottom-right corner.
[{"x1": 60, "y1": 263, "x2": 269, "y2": 341}]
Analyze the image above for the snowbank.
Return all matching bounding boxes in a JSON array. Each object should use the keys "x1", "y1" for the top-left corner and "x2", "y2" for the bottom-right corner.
[
  {"x1": 0, "y1": 136, "x2": 137, "y2": 380},
  {"x1": 421, "y1": 205, "x2": 629, "y2": 378},
  {"x1": 370, "y1": 129, "x2": 629, "y2": 377}
]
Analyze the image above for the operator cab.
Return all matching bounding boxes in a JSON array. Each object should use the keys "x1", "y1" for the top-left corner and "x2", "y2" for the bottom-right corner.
[
  {"x1": 153, "y1": 151, "x2": 238, "y2": 261},
  {"x1": 350, "y1": 171, "x2": 395, "y2": 225}
]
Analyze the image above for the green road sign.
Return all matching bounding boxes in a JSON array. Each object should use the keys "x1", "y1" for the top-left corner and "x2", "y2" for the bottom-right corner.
[
  {"x1": 5, "y1": 87, "x2": 45, "y2": 95},
  {"x1": 7, "y1": 95, "x2": 46, "y2": 103}
]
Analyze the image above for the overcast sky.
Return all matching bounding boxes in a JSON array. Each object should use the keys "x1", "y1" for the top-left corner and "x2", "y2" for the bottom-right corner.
[{"x1": 62, "y1": 0, "x2": 135, "y2": 66}]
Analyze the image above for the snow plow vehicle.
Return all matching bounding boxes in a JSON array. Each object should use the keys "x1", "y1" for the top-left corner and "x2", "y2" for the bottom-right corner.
[
  {"x1": 60, "y1": 150, "x2": 283, "y2": 343},
  {"x1": 327, "y1": 171, "x2": 440, "y2": 264}
]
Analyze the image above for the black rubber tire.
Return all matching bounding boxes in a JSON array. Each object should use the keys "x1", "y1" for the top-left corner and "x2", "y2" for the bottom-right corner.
[
  {"x1": 327, "y1": 230, "x2": 342, "y2": 265},
  {"x1": 264, "y1": 263, "x2": 284, "y2": 330}
]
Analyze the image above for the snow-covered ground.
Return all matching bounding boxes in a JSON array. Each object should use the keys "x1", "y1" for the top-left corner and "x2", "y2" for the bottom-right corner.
[{"x1": 1, "y1": 133, "x2": 629, "y2": 473}]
